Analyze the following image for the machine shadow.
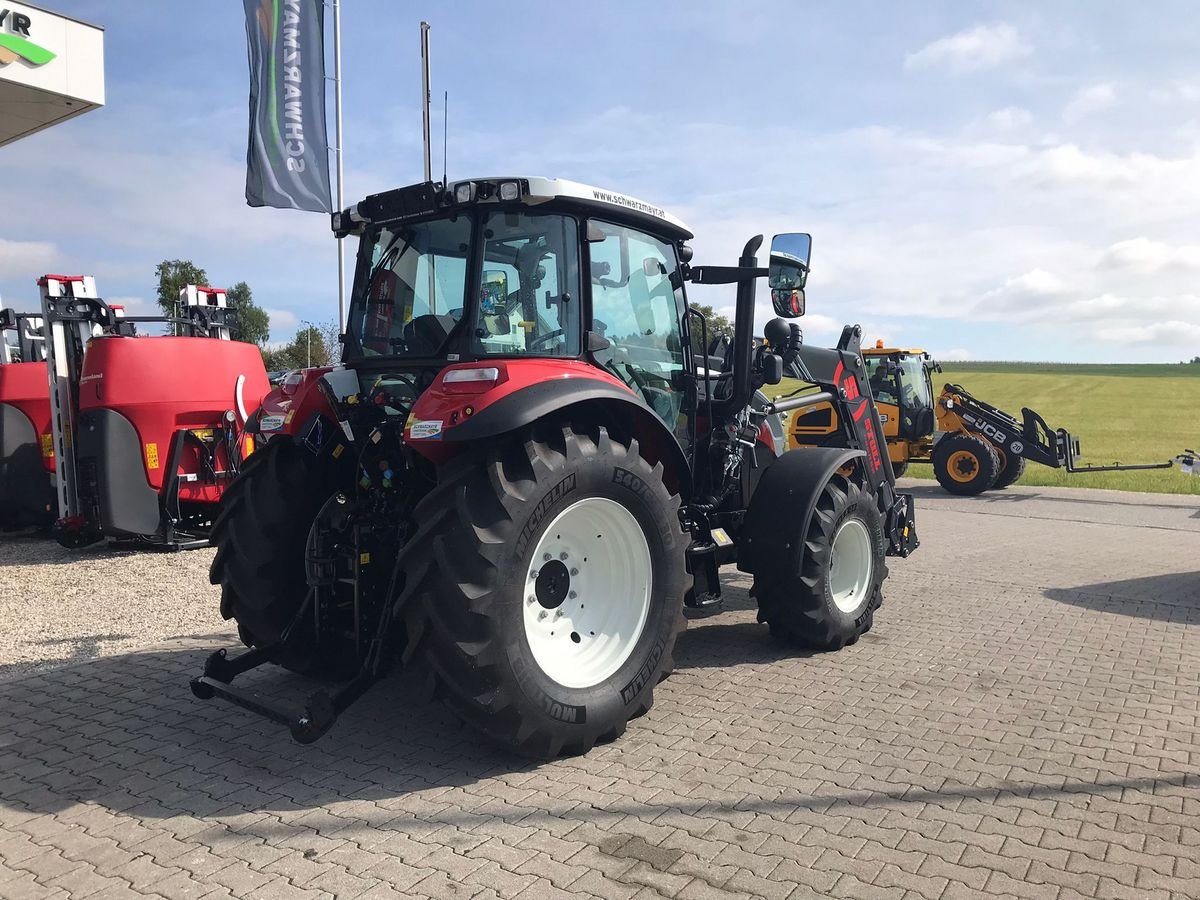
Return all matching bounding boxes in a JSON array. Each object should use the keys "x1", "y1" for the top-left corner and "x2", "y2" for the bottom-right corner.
[
  {"x1": 901, "y1": 481, "x2": 1198, "y2": 512},
  {"x1": 1044, "y1": 571, "x2": 1200, "y2": 622},
  {"x1": 0, "y1": 596, "x2": 826, "y2": 824}
]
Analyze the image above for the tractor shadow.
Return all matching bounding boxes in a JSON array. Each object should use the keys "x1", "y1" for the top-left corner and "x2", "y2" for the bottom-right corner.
[
  {"x1": 1044, "y1": 571, "x2": 1200, "y2": 623},
  {"x1": 0, "y1": 590, "x2": 826, "y2": 825}
]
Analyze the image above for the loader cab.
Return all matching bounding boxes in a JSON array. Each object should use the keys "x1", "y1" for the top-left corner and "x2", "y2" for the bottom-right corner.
[{"x1": 865, "y1": 345, "x2": 937, "y2": 442}]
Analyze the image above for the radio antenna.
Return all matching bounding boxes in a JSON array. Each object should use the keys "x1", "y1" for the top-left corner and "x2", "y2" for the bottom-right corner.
[{"x1": 442, "y1": 90, "x2": 448, "y2": 187}]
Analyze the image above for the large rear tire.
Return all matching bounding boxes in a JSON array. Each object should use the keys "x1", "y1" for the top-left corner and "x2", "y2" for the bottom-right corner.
[
  {"x1": 406, "y1": 423, "x2": 686, "y2": 759},
  {"x1": 208, "y1": 437, "x2": 338, "y2": 674},
  {"x1": 933, "y1": 433, "x2": 1000, "y2": 495},
  {"x1": 753, "y1": 472, "x2": 886, "y2": 650},
  {"x1": 992, "y1": 447, "x2": 1026, "y2": 489}
]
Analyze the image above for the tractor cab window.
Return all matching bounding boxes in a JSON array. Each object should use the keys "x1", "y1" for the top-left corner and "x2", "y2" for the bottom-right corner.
[
  {"x1": 587, "y1": 221, "x2": 687, "y2": 426},
  {"x1": 347, "y1": 216, "x2": 471, "y2": 357},
  {"x1": 900, "y1": 356, "x2": 934, "y2": 414},
  {"x1": 472, "y1": 212, "x2": 581, "y2": 357}
]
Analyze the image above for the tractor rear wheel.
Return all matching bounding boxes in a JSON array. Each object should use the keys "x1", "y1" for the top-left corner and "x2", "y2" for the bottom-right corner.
[
  {"x1": 753, "y1": 472, "x2": 886, "y2": 650},
  {"x1": 209, "y1": 437, "x2": 339, "y2": 674},
  {"x1": 992, "y1": 447, "x2": 1026, "y2": 489},
  {"x1": 933, "y1": 433, "x2": 1000, "y2": 495},
  {"x1": 407, "y1": 423, "x2": 686, "y2": 759}
]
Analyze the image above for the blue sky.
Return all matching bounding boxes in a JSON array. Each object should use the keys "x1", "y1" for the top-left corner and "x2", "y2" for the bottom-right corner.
[{"x1": 3, "y1": 1, "x2": 1200, "y2": 361}]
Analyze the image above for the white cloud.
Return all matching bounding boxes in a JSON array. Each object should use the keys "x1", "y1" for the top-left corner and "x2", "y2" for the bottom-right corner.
[
  {"x1": 0, "y1": 238, "x2": 58, "y2": 281},
  {"x1": 264, "y1": 308, "x2": 299, "y2": 332},
  {"x1": 1096, "y1": 238, "x2": 1200, "y2": 274},
  {"x1": 984, "y1": 106, "x2": 1033, "y2": 131},
  {"x1": 1149, "y1": 79, "x2": 1200, "y2": 104},
  {"x1": 904, "y1": 23, "x2": 1031, "y2": 75},
  {"x1": 1063, "y1": 83, "x2": 1117, "y2": 123},
  {"x1": 1092, "y1": 319, "x2": 1200, "y2": 345},
  {"x1": 939, "y1": 348, "x2": 973, "y2": 361}
]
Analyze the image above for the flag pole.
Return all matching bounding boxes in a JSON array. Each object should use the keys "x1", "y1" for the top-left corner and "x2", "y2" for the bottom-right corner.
[{"x1": 333, "y1": 0, "x2": 346, "y2": 328}]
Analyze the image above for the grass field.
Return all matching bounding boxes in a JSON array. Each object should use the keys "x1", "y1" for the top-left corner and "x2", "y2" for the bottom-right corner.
[{"x1": 773, "y1": 362, "x2": 1200, "y2": 495}]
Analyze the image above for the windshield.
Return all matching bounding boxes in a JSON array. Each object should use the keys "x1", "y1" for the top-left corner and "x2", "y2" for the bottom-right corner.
[
  {"x1": 344, "y1": 211, "x2": 581, "y2": 360},
  {"x1": 900, "y1": 357, "x2": 934, "y2": 412},
  {"x1": 346, "y1": 216, "x2": 471, "y2": 358},
  {"x1": 868, "y1": 355, "x2": 933, "y2": 414}
]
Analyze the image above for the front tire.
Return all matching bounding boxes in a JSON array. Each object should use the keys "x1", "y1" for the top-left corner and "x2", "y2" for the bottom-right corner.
[
  {"x1": 933, "y1": 433, "x2": 1000, "y2": 495},
  {"x1": 753, "y1": 473, "x2": 886, "y2": 650},
  {"x1": 408, "y1": 423, "x2": 686, "y2": 759},
  {"x1": 209, "y1": 437, "x2": 338, "y2": 673},
  {"x1": 992, "y1": 447, "x2": 1026, "y2": 489}
]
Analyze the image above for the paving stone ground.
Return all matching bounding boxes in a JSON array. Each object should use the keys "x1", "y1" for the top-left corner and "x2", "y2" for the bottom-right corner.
[{"x1": 0, "y1": 482, "x2": 1197, "y2": 899}]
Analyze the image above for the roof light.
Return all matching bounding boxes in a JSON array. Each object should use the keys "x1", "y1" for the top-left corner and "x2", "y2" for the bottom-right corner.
[
  {"x1": 455, "y1": 181, "x2": 475, "y2": 204},
  {"x1": 499, "y1": 181, "x2": 520, "y2": 201}
]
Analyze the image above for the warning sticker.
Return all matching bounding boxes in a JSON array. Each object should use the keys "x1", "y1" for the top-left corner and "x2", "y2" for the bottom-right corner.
[
  {"x1": 259, "y1": 415, "x2": 285, "y2": 432},
  {"x1": 145, "y1": 443, "x2": 160, "y2": 470},
  {"x1": 40, "y1": 433, "x2": 54, "y2": 459},
  {"x1": 409, "y1": 419, "x2": 443, "y2": 440}
]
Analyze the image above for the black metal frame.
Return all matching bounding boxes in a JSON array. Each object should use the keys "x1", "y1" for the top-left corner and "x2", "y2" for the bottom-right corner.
[{"x1": 944, "y1": 383, "x2": 1174, "y2": 474}]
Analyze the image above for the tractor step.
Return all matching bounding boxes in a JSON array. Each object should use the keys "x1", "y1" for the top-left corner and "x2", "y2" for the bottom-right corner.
[{"x1": 190, "y1": 644, "x2": 378, "y2": 744}]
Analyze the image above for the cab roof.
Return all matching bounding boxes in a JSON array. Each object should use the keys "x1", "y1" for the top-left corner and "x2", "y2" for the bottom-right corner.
[
  {"x1": 335, "y1": 176, "x2": 693, "y2": 242},
  {"x1": 865, "y1": 341, "x2": 929, "y2": 357}
]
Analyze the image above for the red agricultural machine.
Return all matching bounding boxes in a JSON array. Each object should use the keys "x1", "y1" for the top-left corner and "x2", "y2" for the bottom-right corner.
[
  {"x1": 4, "y1": 276, "x2": 271, "y2": 549},
  {"x1": 0, "y1": 302, "x2": 55, "y2": 530},
  {"x1": 191, "y1": 176, "x2": 919, "y2": 757}
]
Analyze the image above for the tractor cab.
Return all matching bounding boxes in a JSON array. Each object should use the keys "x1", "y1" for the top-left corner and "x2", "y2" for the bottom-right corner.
[{"x1": 1, "y1": 304, "x2": 56, "y2": 528}]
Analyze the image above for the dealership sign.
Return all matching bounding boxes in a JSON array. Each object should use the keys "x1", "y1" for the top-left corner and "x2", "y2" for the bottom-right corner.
[
  {"x1": 0, "y1": 2, "x2": 104, "y2": 146},
  {"x1": 0, "y1": 8, "x2": 56, "y2": 66}
]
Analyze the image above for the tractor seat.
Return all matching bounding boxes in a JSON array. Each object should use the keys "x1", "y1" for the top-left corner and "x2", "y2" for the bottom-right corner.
[{"x1": 403, "y1": 314, "x2": 456, "y2": 355}]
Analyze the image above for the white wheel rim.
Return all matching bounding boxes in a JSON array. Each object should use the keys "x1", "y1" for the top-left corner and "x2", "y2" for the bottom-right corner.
[
  {"x1": 829, "y1": 517, "x2": 873, "y2": 613},
  {"x1": 523, "y1": 497, "x2": 652, "y2": 689}
]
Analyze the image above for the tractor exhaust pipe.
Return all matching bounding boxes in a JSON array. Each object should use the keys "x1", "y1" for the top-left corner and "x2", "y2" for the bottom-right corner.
[{"x1": 715, "y1": 235, "x2": 763, "y2": 417}]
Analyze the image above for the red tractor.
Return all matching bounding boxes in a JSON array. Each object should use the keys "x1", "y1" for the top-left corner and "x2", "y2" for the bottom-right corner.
[
  {"x1": 32, "y1": 276, "x2": 270, "y2": 549},
  {"x1": 0, "y1": 305, "x2": 55, "y2": 529},
  {"x1": 192, "y1": 177, "x2": 919, "y2": 756}
]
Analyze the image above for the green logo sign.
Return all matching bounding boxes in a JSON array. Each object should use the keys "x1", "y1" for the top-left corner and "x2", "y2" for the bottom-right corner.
[{"x1": 0, "y1": 9, "x2": 56, "y2": 66}]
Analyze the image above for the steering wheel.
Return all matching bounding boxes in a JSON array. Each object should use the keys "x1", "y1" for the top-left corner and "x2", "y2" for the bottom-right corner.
[{"x1": 528, "y1": 329, "x2": 565, "y2": 351}]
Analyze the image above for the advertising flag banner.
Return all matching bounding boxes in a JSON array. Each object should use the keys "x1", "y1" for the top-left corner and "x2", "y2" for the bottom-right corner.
[{"x1": 243, "y1": 0, "x2": 331, "y2": 213}]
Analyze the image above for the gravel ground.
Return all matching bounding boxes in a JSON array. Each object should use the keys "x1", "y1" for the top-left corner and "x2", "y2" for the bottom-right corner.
[{"x1": 0, "y1": 534, "x2": 230, "y2": 681}]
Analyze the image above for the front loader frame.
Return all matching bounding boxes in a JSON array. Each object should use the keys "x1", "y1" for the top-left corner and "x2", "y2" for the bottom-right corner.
[{"x1": 941, "y1": 383, "x2": 1174, "y2": 474}]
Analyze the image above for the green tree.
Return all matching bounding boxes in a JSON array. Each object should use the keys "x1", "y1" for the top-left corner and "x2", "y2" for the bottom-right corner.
[
  {"x1": 688, "y1": 303, "x2": 733, "y2": 355},
  {"x1": 262, "y1": 325, "x2": 330, "y2": 371},
  {"x1": 155, "y1": 259, "x2": 207, "y2": 320},
  {"x1": 224, "y1": 281, "x2": 271, "y2": 346}
]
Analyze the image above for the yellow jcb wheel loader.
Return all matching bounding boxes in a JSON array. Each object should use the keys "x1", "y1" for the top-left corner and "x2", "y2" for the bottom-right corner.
[{"x1": 783, "y1": 341, "x2": 1175, "y2": 495}]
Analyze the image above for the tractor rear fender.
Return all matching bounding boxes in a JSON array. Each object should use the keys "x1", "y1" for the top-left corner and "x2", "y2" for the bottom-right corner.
[
  {"x1": 736, "y1": 446, "x2": 866, "y2": 577},
  {"x1": 409, "y1": 371, "x2": 692, "y2": 500}
]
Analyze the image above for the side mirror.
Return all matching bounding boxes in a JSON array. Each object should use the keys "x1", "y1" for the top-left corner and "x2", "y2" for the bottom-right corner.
[
  {"x1": 0, "y1": 309, "x2": 15, "y2": 331},
  {"x1": 642, "y1": 257, "x2": 665, "y2": 277},
  {"x1": 768, "y1": 232, "x2": 812, "y2": 318}
]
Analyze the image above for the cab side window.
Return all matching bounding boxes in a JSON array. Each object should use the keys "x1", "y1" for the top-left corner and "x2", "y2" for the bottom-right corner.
[{"x1": 588, "y1": 221, "x2": 687, "y2": 424}]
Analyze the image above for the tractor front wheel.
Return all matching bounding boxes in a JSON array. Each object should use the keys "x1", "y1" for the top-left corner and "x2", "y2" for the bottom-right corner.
[
  {"x1": 933, "y1": 433, "x2": 1000, "y2": 495},
  {"x1": 209, "y1": 437, "x2": 340, "y2": 675},
  {"x1": 407, "y1": 423, "x2": 686, "y2": 759},
  {"x1": 754, "y1": 473, "x2": 886, "y2": 650}
]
